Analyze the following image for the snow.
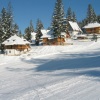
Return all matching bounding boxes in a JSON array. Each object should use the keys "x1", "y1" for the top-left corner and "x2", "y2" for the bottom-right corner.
[
  {"x1": 83, "y1": 22, "x2": 100, "y2": 28},
  {"x1": 69, "y1": 21, "x2": 82, "y2": 32},
  {"x1": 0, "y1": 39, "x2": 100, "y2": 100},
  {"x1": 41, "y1": 29, "x2": 54, "y2": 39},
  {"x1": 2, "y1": 35, "x2": 28, "y2": 45},
  {"x1": 31, "y1": 32, "x2": 37, "y2": 44},
  {"x1": 31, "y1": 32, "x2": 37, "y2": 36},
  {"x1": 21, "y1": 37, "x2": 30, "y2": 44}
]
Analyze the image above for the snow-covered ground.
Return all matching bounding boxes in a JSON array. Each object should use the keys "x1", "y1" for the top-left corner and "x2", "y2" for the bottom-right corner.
[{"x1": 0, "y1": 39, "x2": 100, "y2": 100}]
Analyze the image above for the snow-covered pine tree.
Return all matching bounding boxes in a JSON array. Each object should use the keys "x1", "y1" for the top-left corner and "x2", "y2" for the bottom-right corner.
[
  {"x1": 0, "y1": 2, "x2": 17, "y2": 42},
  {"x1": 0, "y1": 17, "x2": 3, "y2": 45},
  {"x1": 24, "y1": 27, "x2": 32, "y2": 42},
  {"x1": 62, "y1": 18, "x2": 67, "y2": 33},
  {"x1": 66, "y1": 7, "x2": 73, "y2": 22},
  {"x1": 86, "y1": 4, "x2": 97, "y2": 23},
  {"x1": 35, "y1": 19, "x2": 43, "y2": 39},
  {"x1": 12, "y1": 23, "x2": 19, "y2": 35},
  {"x1": 0, "y1": 8, "x2": 9, "y2": 41},
  {"x1": 51, "y1": 0, "x2": 65, "y2": 37},
  {"x1": 29, "y1": 20, "x2": 34, "y2": 33},
  {"x1": 5, "y1": 2, "x2": 14, "y2": 39},
  {"x1": 0, "y1": 2, "x2": 19, "y2": 51}
]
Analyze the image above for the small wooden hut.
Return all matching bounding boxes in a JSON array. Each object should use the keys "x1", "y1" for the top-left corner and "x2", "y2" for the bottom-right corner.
[
  {"x1": 83, "y1": 22, "x2": 100, "y2": 34},
  {"x1": 2, "y1": 35, "x2": 30, "y2": 56},
  {"x1": 41, "y1": 29, "x2": 54, "y2": 45},
  {"x1": 41, "y1": 29, "x2": 67, "y2": 45}
]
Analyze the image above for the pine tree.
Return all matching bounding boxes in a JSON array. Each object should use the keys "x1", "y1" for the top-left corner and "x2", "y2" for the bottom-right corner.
[
  {"x1": 66, "y1": 7, "x2": 73, "y2": 22},
  {"x1": 24, "y1": 27, "x2": 32, "y2": 42},
  {"x1": 19, "y1": 30, "x2": 22, "y2": 37},
  {"x1": 72, "y1": 12, "x2": 77, "y2": 22},
  {"x1": 51, "y1": 0, "x2": 65, "y2": 37},
  {"x1": 86, "y1": 4, "x2": 97, "y2": 23},
  {"x1": 82, "y1": 19, "x2": 88, "y2": 27},
  {"x1": 36, "y1": 19, "x2": 44, "y2": 39},
  {"x1": 97, "y1": 15, "x2": 100, "y2": 23},
  {"x1": 62, "y1": 17, "x2": 67, "y2": 33},
  {"x1": 6, "y1": 2, "x2": 14, "y2": 38},
  {"x1": 29, "y1": 20, "x2": 34, "y2": 33},
  {"x1": 0, "y1": 2, "x2": 19, "y2": 50},
  {"x1": 0, "y1": 16, "x2": 3, "y2": 44},
  {"x1": 0, "y1": 2, "x2": 16, "y2": 42},
  {"x1": 0, "y1": 8, "x2": 8, "y2": 41},
  {"x1": 12, "y1": 23, "x2": 19, "y2": 35}
]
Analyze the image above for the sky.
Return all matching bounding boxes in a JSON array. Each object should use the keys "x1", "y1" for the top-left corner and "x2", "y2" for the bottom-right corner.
[{"x1": 0, "y1": 0, "x2": 100, "y2": 33}]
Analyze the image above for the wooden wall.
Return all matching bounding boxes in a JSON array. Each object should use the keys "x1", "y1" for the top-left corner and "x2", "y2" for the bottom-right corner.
[
  {"x1": 85, "y1": 27, "x2": 100, "y2": 34},
  {"x1": 42, "y1": 37, "x2": 65, "y2": 45},
  {"x1": 5, "y1": 45, "x2": 29, "y2": 51}
]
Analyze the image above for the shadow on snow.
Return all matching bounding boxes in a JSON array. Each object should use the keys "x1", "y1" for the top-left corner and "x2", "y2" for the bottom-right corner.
[{"x1": 6, "y1": 51, "x2": 100, "y2": 78}]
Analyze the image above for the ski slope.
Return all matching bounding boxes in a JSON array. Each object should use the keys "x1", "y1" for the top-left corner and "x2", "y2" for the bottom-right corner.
[{"x1": 0, "y1": 40, "x2": 100, "y2": 100}]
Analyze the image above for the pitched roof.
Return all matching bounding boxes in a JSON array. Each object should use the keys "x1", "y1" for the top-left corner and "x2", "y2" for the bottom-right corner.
[
  {"x1": 83, "y1": 22, "x2": 100, "y2": 28},
  {"x1": 21, "y1": 37, "x2": 30, "y2": 44},
  {"x1": 69, "y1": 21, "x2": 82, "y2": 32},
  {"x1": 41, "y1": 29, "x2": 54, "y2": 39},
  {"x1": 2, "y1": 35, "x2": 29, "y2": 45}
]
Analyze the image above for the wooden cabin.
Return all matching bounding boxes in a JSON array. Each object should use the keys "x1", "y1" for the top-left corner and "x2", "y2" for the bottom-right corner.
[
  {"x1": 2, "y1": 35, "x2": 30, "y2": 56},
  {"x1": 42, "y1": 37, "x2": 49, "y2": 45},
  {"x1": 41, "y1": 29, "x2": 67, "y2": 45},
  {"x1": 41, "y1": 29, "x2": 54, "y2": 45},
  {"x1": 83, "y1": 22, "x2": 100, "y2": 34},
  {"x1": 54, "y1": 36, "x2": 65, "y2": 45}
]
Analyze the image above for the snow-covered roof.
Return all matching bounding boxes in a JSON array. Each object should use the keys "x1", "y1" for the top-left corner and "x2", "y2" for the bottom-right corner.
[
  {"x1": 41, "y1": 29, "x2": 54, "y2": 39},
  {"x1": 2, "y1": 35, "x2": 30, "y2": 45},
  {"x1": 83, "y1": 22, "x2": 100, "y2": 28},
  {"x1": 69, "y1": 21, "x2": 82, "y2": 32},
  {"x1": 21, "y1": 37, "x2": 30, "y2": 44},
  {"x1": 31, "y1": 32, "x2": 37, "y2": 36},
  {"x1": 31, "y1": 32, "x2": 37, "y2": 40}
]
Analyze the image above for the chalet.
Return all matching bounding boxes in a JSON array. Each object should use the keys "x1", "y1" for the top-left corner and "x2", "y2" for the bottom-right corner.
[
  {"x1": 2, "y1": 35, "x2": 30, "y2": 56},
  {"x1": 83, "y1": 22, "x2": 100, "y2": 34},
  {"x1": 41, "y1": 29, "x2": 67, "y2": 45},
  {"x1": 56, "y1": 32, "x2": 66, "y2": 45},
  {"x1": 41, "y1": 29, "x2": 54, "y2": 45},
  {"x1": 68, "y1": 21, "x2": 82, "y2": 39}
]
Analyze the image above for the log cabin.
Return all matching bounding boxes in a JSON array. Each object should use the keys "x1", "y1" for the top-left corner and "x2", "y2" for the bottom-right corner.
[
  {"x1": 41, "y1": 29, "x2": 54, "y2": 45},
  {"x1": 83, "y1": 22, "x2": 100, "y2": 34},
  {"x1": 2, "y1": 35, "x2": 31, "y2": 56},
  {"x1": 41, "y1": 29, "x2": 66, "y2": 45}
]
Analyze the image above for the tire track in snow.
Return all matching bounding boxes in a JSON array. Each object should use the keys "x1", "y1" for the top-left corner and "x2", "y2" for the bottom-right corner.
[{"x1": 13, "y1": 76, "x2": 87, "y2": 100}]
